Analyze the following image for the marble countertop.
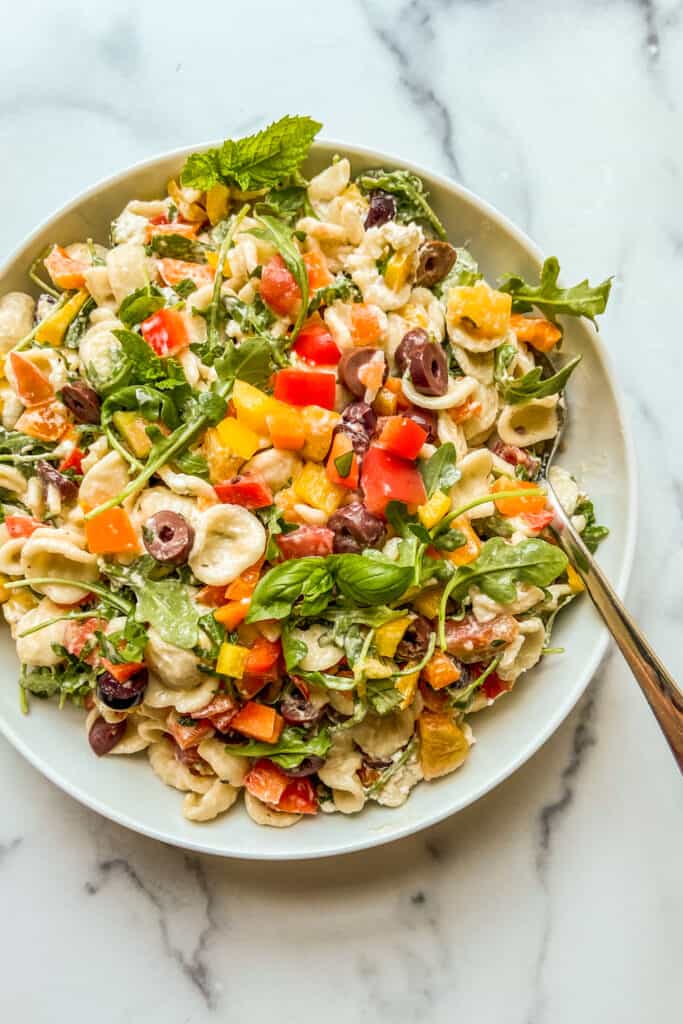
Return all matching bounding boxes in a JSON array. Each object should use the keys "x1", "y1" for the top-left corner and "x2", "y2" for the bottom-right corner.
[{"x1": 1, "y1": 1, "x2": 681, "y2": 1020}]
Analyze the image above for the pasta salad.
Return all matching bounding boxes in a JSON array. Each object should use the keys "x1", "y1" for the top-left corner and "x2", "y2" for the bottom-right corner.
[{"x1": 0, "y1": 116, "x2": 610, "y2": 827}]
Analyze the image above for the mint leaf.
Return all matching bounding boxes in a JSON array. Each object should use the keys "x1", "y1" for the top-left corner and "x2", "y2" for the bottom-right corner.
[
  {"x1": 118, "y1": 284, "x2": 165, "y2": 328},
  {"x1": 179, "y1": 151, "x2": 221, "y2": 191},
  {"x1": 499, "y1": 257, "x2": 612, "y2": 323}
]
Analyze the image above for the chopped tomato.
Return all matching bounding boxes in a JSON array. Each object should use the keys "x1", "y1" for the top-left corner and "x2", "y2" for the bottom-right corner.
[
  {"x1": 158, "y1": 258, "x2": 215, "y2": 289},
  {"x1": 510, "y1": 314, "x2": 562, "y2": 352},
  {"x1": 292, "y1": 321, "x2": 341, "y2": 365},
  {"x1": 15, "y1": 401, "x2": 71, "y2": 442},
  {"x1": 245, "y1": 637, "x2": 281, "y2": 677},
  {"x1": 214, "y1": 474, "x2": 273, "y2": 509},
  {"x1": 278, "y1": 778, "x2": 318, "y2": 815},
  {"x1": 377, "y1": 416, "x2": 427, "y2": 460},
  {"x1": 491, "y1": 477, "x2": 547, "y2": 517},
  {"x1": 231, "y1": 701, "x2": 284, "y2": 743},
  {"x1": 101, "y1": 659, "x2": 146, "y2": 682},
  {"x1": 148, "y1": 213, "x2": 170, "y2": 226},
  {"x1": 85, "y1": 507, "x2": 139, "y2": 555},
  {"x1": 491, "y1": 441, "x2": 539, "y2": 474},
  {"x1": 9, "y1": 353, "x2": 54, "y2": 406},
  {"x1": 361, "y1": 445, "x2": 427, "y2": 517},
  {"x1": 303, "y1": 250, "x2": 333, "y2": 291},
  {"x1": 144, "y1": 221, "x2": 198, "y2": 243},
  {"x1": 244, "y1": 758, "x2": 289, "y2": 805},
  {"x1": 214, "y1": 599, "x2": 251, "y2": 630},
  {"x1": 326, "y1": 432, "x2": 359, "y2": 489},
  {"x1": 140, "y1": 308, "x2": 189, "y2": 357},
  {"x1": 192, "y1": 693, "x2": 239, "y2": 733},
  {"x1": 260, "y1": 254, "x2": 301, "y2": 316},
  {"x1": 224, "y1": 559, "x2": 263, "y2": 601},
  {"x1": 481, "y1": 670, "x2": 510, "y2": 701},
  {"x1": 4, "y1": 515, "x2": 44, "y2": 538},
  {"x1": 58, "y1": 447, "x2": 84, "y2": 475},
  {"x1": 522, "y1": 509, "x2": 555, "y2": 533},
  {"x1": 276, "y1": 526, "x2": 334, "y2": 559},
  {"x1": 273, "y1": 368, "x2": 336, "y2": 409},
  {"x1": 166, "y1": 709, "x2": 214, "y2": 750},
  {"x1": 44, "y1": 245, "x2": 88, "y2": 290},
  {"x1": 64, "y1": 617, "x2": 105, "y2": 660},
  {"x1": 350, "y1": 303, "x2": 382, "y2": 344}
]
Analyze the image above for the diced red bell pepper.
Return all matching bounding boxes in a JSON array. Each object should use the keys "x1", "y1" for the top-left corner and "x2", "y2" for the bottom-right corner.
[
  {"x1": 276, "y1": 526, "x2": 335, "y2": 559},
  {"x1": 245, "y1": 758, "x2": 290, "y2": 805},
  {"x1": 278, "y1": 778, "x2": 318, "y2": 815},
  {"x1": 377, "y1": 416, "x2": 428, "y2": 460},
  {"x1": 293, "y1": 322, "x2": 341, "y2": 366},
  {"x1": 522, "y1": 509, "x2": 555, "y2": 533},
  {"x1": 260, "y1": 254, "x2": 301, "y2": 316},
  {"x1": 481, "y1": 670, "x2": 510, "y2": 701},
  {"x1": 101, "y1": 659, "x2": 146, "y2": 683},
  {"x1": 58, "y1": 447, "x2": 84, "y2": 475},
  {"x1": 273, "y1": 368, "x2": 336, "y2": 409},
  {"x1": 166, "y1": 710, "x2": 214, "y2": 750},
  {"x1": 244, "y1": 637, "x2": 281, "y2": 677},
  {"x1": 214, "y1": 474, "x2": 273, "y2": 509},
  {"x1": 4, "y1": 515, "x2": 44, "y2": 538},
  {"x1": 140, "y1": 307, "x2": 189, "y2": 356},
  {"x1": 64, "y1": 617, "x2": 106, "y2": 660},
  {"x1": 361, "y1": 445, "x2": 427, "y2": 516},
  {"x1": 192, "y1": 693, "x2": 239, "y2": 733}
]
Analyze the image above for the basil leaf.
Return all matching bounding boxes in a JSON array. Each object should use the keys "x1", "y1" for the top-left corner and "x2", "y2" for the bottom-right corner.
[
  {"x1": 499, "y1": 257, "x2": 612, "y2": 323},
  {"x1": 118, "y1": 284, "x2": 165, "y2": 328},
  {"x1": 356, "y1": 168, "x2": 446, "y2": 239},
  {"x1": 420, "y1": 442, "x2": 459, "y2": 497},
  {"x1": 134, "y1": 579, "x2": 201, "y2": 649},
  {"x1": 331, "y1": 553, "x2": 413, "y2": 606},
  {"x1": 247, "y1": 557, "x2": 331, "y2": 622},
  {"x1": 334, "y1": 450, "x2": 354, "y2": 478},
  {"x1": 249, "y1": 214, "x2": 309, "y2": 337},
  {"x1": 281, "y1": 625, "x2": 308, "y2": 671},
  {"x1": 502, "y1": 355, "x2": 581, "y2": 405},
  {"x1": 180, "y1": 115, "x2": 322, "y2": 192},
  {"x1": 307, "y1": 274, "x2": 361, "y2": 315},
  {"x1": 223, "y1": 725, "x2": 330, "y2": 769},
  {"x1": 299, "y1": 564, "x2": 335, "y2": 617}
]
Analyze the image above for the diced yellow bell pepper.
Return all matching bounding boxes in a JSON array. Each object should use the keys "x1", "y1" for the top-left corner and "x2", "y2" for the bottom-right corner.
[
  {"x1": 0, "y1": 573, "x2": 11, "y2": 603},
  {"x1": 384, "y1": 250, "x2": 412, "y2": 292},
  {"x1": 300, "y1": 405, "x2": 340, "y2": 462},
  {"x1": 418, "y1": 490, "x2": 451, "y2": 530},
  {"x1": 566, "y1": 564, "x2": 585, "y2": 593},
  {"x1": 34, "y1": 289, "x2": 89, "y2": 346},
  {"x1": 206, "y1": 250, "x2": 232, "y2": 276},
  {"x1": 206, "y1": 183, "x2": 230, "y2": 225},
  {"x1": 447, "y1": 281, "x2": 511, "y2": 339},
  {"x1": 216, "y1": 642, "x2": 250, "y2": 679},
  {"x1": 446, "y1": 516, "x2": 482, "y2": 566},
  {"x1": 419, "y1": 711, "x2": 470, "y2": 780},
  {"x1": 375, "y1": 616, "x2": 413, "y2": 658},
  {"x1": 112, "y1": 411, "x2": 153, "y2": 458},
  {"x1": 216, "y1": 416, "x2": 261, "y2": 460},
  {"x1": 396, "y1": 669, "x2": 420, "y2": 710},
  {"x1": 232, "y1": 380, "x2": 282, "y2": 435},
  {"x1": 293, "y1": 462, "x2": 344, "y2": 515},
  {"x1": 413, "y1": 586, "x2": 443, "y2": 620},
  {"x1": 202, "y1": 427, "x2": 244, "y2": 483},
  {"x1": 4, "y1": 590, "x2": 37, "y2": 618},
  {"x1": 372, "y1": 387, "x2": 397, "y2": 417}
]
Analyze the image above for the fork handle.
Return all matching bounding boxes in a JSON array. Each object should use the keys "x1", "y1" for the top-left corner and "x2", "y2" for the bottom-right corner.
[{"x1": 548, "y1": 492, "x2": 683, "y2": 772}]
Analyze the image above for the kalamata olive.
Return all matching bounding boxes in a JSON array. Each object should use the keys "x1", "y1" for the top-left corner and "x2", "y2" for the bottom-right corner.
[
  {"x1": 88, "y1": 716, "x2": 126, "y2": 756},
  {"x1": 280, "y1": 693, "x2": 324, "y2": 726},
  {"x1": 61, "y1": 382, "x2": 101, "y2": 424},
  {"x1": 415, "y1": 241, "x2": 457, "y2": 288},
  {"x1": 97, "y1": 668, "x2": 148, "y2": 710},
  {"x1": 36, "y1": 459, "x2": 79, "y2": 503},
  {"x1": 143, "y1": 510, "x2": 194, "y2": 565},
  {"x1": 364, "y1": 190, "x2": 397, "y2": 229},
  {"x1": 328, "y1": 502, "x2": 386, "y2": 554},
  {"x1": 409, "y1": 342, "x2": 448, "y2": 396},
  {"x1": 338, "y1": 347, "x2": 387, "y2": 398},
  {"x1": 396, "y1": 615, "x2": 433, "y2": 661},
  {"x1": 394, "y1": 328, "x2": 430, "y2": 376},
  {"x1": 281, "y1": 755, "x2": 325, "y2": 778},
  {"x1": 404, "y1": 407, "x2": 438, "y2": 443},
  {"x1": 341, "y1": 400, "x2": 377, "y2": 435}
]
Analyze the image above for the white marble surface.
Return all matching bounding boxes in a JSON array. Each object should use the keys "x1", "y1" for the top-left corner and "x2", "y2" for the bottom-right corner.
[{"x1": 1, "y1": 1, "x2": 681, "y2": 1020}]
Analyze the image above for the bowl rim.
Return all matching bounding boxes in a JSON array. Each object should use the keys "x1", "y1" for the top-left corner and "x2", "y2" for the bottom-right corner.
[{"x1": 0, "y1": 137, "x2": 638, "y2": 860}]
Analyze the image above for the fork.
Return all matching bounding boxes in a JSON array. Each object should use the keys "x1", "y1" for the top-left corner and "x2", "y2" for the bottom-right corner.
[{"x1": 536, "y1": 352, "x2": 683, "y2": 771}]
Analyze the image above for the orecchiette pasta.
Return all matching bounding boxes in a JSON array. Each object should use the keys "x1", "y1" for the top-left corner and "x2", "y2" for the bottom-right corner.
[
  {"x1": 244, "y1": 792, "x2": 302, "y2": 828},
  {"x1": 317, "y1": 732, "x2": 365, "y2": 814},
  {"x1": 189, "y1": 503, "x2": 266, "y2": 586},
  {"x1": 0, "y1": 292, "x2": 34, "y2": 353},
  {"x1": 21, "y1": 527, "x2": 98, "y2": 604},
  {"x1": 497, "y1": 617, "x2": 546, "y2": 682},
  {"x1": 183, "y1": 780, "x2": 239, "y2": 822},
  {"x1": 144, "y1": 636, "x2": 209, "y2": 693},
  {"x1": 148, "y1": 739, "x2": 214, "y2": 794},
  {"x1": 449, "y1": 449, "x2": 495, "y2": 519},
  {"x1": 15, "y1": 598, "x2": 69, "y2": 667},
  {"x1": 497, "y1": 395, "x2": 559, "y2": 447}
]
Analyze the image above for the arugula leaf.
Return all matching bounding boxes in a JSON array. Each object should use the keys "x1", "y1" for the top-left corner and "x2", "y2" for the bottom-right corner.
[
  {"x1": 112, "y1": 329, "x2": 189, "y2": 395},
  {"x1": 96, "y1": 617, "x2": 148, "y2": 665},
  {"x1": 574, "y1": 497, "x2": 609, "y2": 553},
  {"x1": 118, "y1": 284, "x2": 165, "y2": 328},
  {"x1": 223, "y1": 725, "x2": 331, "y2": 770},
  {"x1": 502, "y1": 355, "x2": 581, "y2": 405},
  {"x1": 20, "y1": 656, "x2": 96, "y2": 705},
  {"x1": 180, "y1": 115, "x2": 322, "y2": 192},
  {"x1": 366, "y1": 678, "x2": 403, "y2": 715},
  {"x1": 224, "y1": 294, "x2": 276, "y2": 338},
  {"x1": 213, "y1": 336, "x2": 280, "y2": 390},
  {"x1": 257, "y1": 183, "x2": 310, "y2": 224},
  {"x1": 172, "y1": 448, "x2": 209, "y2": 479},
  {"x1": 249, "y1": 214, "x2": 309, "y2": 337},
  {"x1": 493, "y1": 341, "x2": 517, "y2": 385},
  {"x1": 435, "y1": 247, "x2": 482, "y2": 296},
  {"x1": 499, "y1": 257, "x2": 612, "y2": 323},
  {"x1": 356, "y1": 168, "x2": 446, "y2": 238},
  {"x1": 134, "y1": 578, "x2": 201, "y2": 649},
  {"x1": 307, "y1": 274, "x2": 362, "y2": 315},
  {"x1": 196, "y1": 612, "x2": 226, "y2": 660},
  {"x1": 445, "y1": 537, "x2": 568, "y2": 607},
  {"x1": 420, "y1": 442, "x2": 459, "y2": 497},
  {"x1": 64, "y1": 295, "x2": 96, "y2": 349},
  {"x1": 247, "y1": 557, "x2": 332, "y2": 622},
  {"x1": 145, "y1": 234, "x2": 207, "y2": 262},
  {"x1": 173, "y1": 278, "x2": 198, "y2": 299},
  {"x1": 450, "y1": 657, "x2": 501, "y2": 710},
  {"x1": 0, "y1": 427, "x2": 55, "y2": 458},
  {"x1": 331, "y1": 553, "x2": 414, "y2": 606}
]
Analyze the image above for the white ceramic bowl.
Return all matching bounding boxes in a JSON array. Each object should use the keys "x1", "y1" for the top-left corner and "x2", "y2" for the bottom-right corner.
[{"x1": 0, "y1": 141, "x2": 637, "y2": 859}]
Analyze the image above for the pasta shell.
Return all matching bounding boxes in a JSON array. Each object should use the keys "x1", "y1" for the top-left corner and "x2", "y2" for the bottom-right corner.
[
  {"x1": 449, "y1": 449, "x2": 494, "y2": 519},
  {"x1": 15, "y1": 597, "x2": 68, "y2": 667},
  {"x1": 0, "y1": 292, "x2": 34, "y2": 354},
  {"x1": 21, "y1": 527, "x2": 98, "y2": 604},
  {"x1": 497, "y1": 396, "x2": 559, "y2": 447},
  {"x1": 189, "y1": 503, "x2": 266, "y2": 587},
  {"x1": 183, "y1": 780, "x2": 238, "y2": 822}
]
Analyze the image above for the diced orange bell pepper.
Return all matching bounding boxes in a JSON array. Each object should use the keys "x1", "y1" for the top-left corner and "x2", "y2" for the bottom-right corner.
[
  {"x1": 15, "y1": 401, "x2": 71, "y2": 442},
  {"x1": 350, "y1": 303, "x2": 382, "y2": 345},
  {"x1": 244, "y1": 637, "x2": 281, "y2": 677},
  {"x1": 144, "y1": 221, "x2": 198, "y2": 243},
  {"x1": 445, "y1": 516, "x2": 482, "y2": 566},
  {"x1": 510, "y1": 314, "x2": 562, "y2": 352},
  {"x1": 244, "y1": 758, "x2": 290, "y2": 805},
  {"x1": 231, "y1": 701, "x2": 284, "y2": 743},
  {"x1": 197, "y1": 585, "x2": 229, "y2": 606},
  {"x1": 224, "y1": 559, "x2": 264, "y2": 601},
  {"x1": 304, "y1": 250, "x2": 333, "y2": 290},
  {"x1": 158, "y1": 258, "x2": 215, "y2": 289},
  {"x1": 8, "y1": 353, "x2": 54, "y2": 406},
  {"x1": 326, "y1": 432, "x2": 359, "y2": 488},
  {"x1": 166, "y1": 709, "x2": 214, "y2": 751},
  {"x1": 422, "y1": 651, "x2": 461, "y2": 690},
  {"x1": 85, "y1": 507, "x2": 139, "y2": 555},
  {"x1": 101, "y1": 659, "x2": 146, "y2": 682},
  {"x1": 44, "y1": 245, "x2": 88, "y2": 290},
  {"x1": 491, "y1": 477, "x2": 547, "y2": 516},
  {"x1": 266, "y1": 406, "x2": 306, "y2": 450},
  {"x1": 418, "y1": 711, "x2": 470, "y2": 780},
  {"x1": 214, "y1": 598, "x2": 251, "y2": 630},
  {"x1": 418, "y1": 679, "x2": 452, "y2": 713},
  {"x1": 448, "y1": 396, "x2": 483, "y2": 425}
]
